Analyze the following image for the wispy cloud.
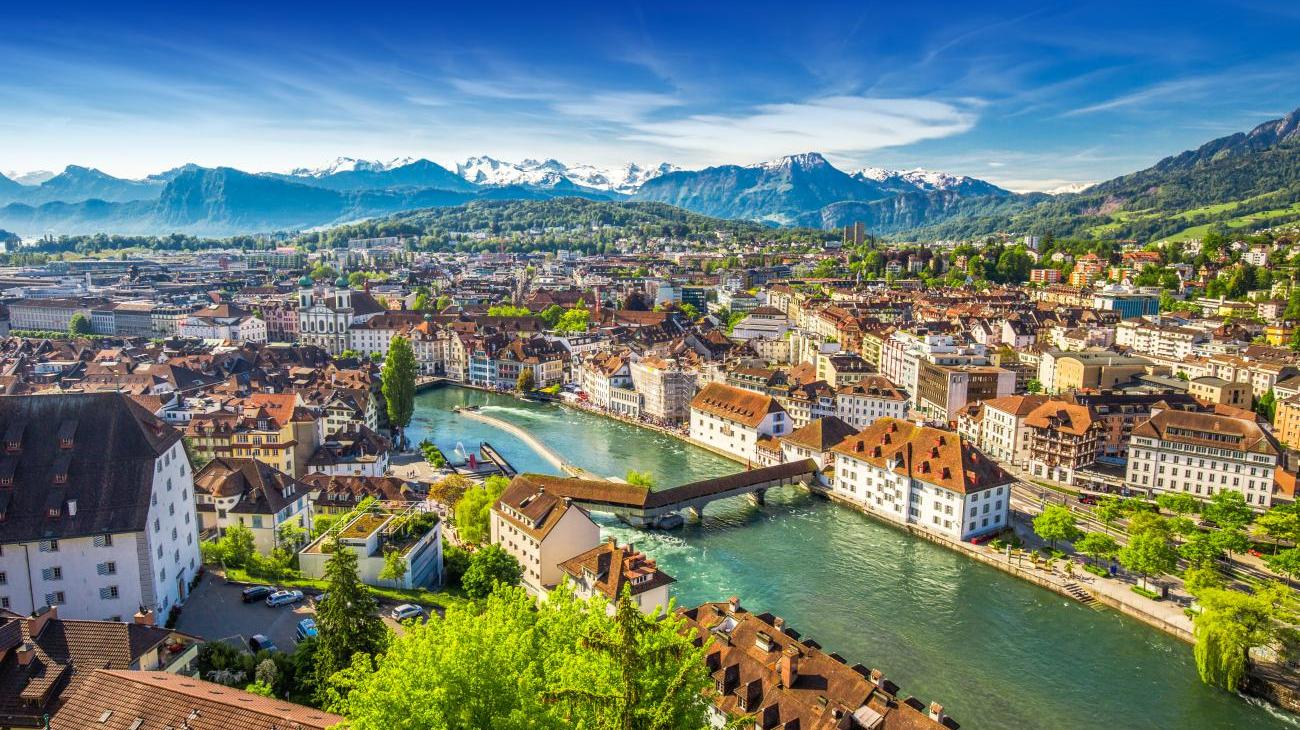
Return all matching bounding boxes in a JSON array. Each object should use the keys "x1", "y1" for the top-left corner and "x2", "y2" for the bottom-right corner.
[
  {"x1": 551, "y1": 91, "x2": 682, "y2": 125},
  {"x1": 624, "y1": 96, "x2": 978, "y2": 164}
]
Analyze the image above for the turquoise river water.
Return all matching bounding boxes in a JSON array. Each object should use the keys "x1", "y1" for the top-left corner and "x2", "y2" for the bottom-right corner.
[{"x1": 407, "y1": 385, "x2": 1298, "y2": 730}]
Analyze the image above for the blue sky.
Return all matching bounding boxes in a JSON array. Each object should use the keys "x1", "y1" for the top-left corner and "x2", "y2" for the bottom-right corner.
[{"x1": 3, "y1": 0, "x2": 1300, "y2": 190}]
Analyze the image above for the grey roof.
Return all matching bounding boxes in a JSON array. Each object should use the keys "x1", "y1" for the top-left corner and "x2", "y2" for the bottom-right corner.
[{"x1": 0, "y1": 393, "x2": 180, "y2": 543}]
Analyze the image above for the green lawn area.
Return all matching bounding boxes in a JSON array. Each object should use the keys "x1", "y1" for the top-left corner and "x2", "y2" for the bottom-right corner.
[
  {"x1": 223, "y1": 567, "x2": 477, "y2": 614},
  {"x1": 1158, "y1": 200, "x2": 1300, "y2": 242}
]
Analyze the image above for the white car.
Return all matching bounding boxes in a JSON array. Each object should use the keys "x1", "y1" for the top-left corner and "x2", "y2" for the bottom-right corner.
[
  {"x1": 265, "y1": 589, "x2": 305, "y2": 607},
  {"x1": 390, "y1": 603, "x2": 425, "y2": 621}
]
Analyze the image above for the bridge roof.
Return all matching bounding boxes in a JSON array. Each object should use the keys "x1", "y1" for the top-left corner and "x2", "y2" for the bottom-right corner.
[
  {"x1": 644, "y1": 459, "x2": 818, "y2": 509},
  {"x1": 507, "y1": 473, "x2": 650, "y2": 508}
]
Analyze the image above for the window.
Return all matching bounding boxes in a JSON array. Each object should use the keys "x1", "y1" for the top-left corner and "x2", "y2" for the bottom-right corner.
[
  {"x1": 0, "y1": 597, "x2": 8, "y2": 609},
  {"x1": 41, "y1": 567, "x2": 62, "y2": 581},
  {"x1": 0, "y1": 572, "x2": 5, "y2": 585},
  {"x1": 97, "y1": 562, "x2": 116, "y2": 575},
  {"x1": 93, "y1": 534, "x2": 113, "y2": 548},
  {"x1": 99, "y1": 586, "x2": 119, "y2": 600},
  {"x1": 39, "y1": 539, "x2": 59, "y2": 553}
]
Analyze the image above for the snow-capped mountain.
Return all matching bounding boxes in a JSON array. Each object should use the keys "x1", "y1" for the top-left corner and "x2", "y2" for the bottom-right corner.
[
  {"x1": 455, "y1": 156, "x2": 678, "y2": 194},
  {"x1": 289, "y1": 156, "x2": 416, "y2": 178},
  {"x1": 851, "y1": 167, "x2": 1010, "y2": 196},
  {"x1": 4, "y1": 170, "x2": 56, "y2": 186}
]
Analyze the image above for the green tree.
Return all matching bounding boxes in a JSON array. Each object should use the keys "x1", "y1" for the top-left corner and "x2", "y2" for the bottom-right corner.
[
  {"x1": 540, "y1": 304, "x2": 566, "y2": 328},
  {"x1": 516, "y1": 368, "x2": 536, "y2": 392},
  {"x1": 68, "y1": 312, "x2": 93, "y2": 337},
  {"x1": 314, "y1": 539, "x2": 387, "y2": 704},
  {"x1": 1203, "y1": 490, "x2": 1254, "y2": 530},
  {"x1": 1025, "y1": 378, "x2": 1043, "y2": 394},
  {"x1": 1127, "y1": 511, "x2": 1170, "y2": 539},
  {"x1": 379, "y1": 549, "x2": 408, "y2": 589},
  {"x1": 625, "y1": 470, "x2": 655, "y2": 488},
  {"x1": 1255, "y1": 502, "x2": 1300, "y2": 553},
  {"x1": 452, "y1": 475, "x2": 509, "y2": 544},
  {"x1": 1118, "y1": 530, "x2": 1178, "y2": 589},
  {"x1": 461, "y1": 544, "x2": 524, "y2": 599},
  {"x1": 217, "y1": 522, "x2": 256, "y2": 569},
  {"x1": 413, "y1": 291, "x2": 431, "y2": 312},
  {"x1": 442, "y1": 541, "x2": 471, "y2": 588},
  {"x1": 1033, "y1": 505, "x2": 1082, "y2": 550},
  {"x1": 276, "y1": 521, "x2": 306, "y2": 550},
  {"x1": 487, "y1": 304, "x2": 531, "y2": 317},
  {"x1": 435, "y1": 295, "x2": 451, "y2": 311},
  {"x1": 1256, "y1": 388, "x2": 1278, "y2": 423},
  {"x1": 331, "y1": 584, "x2": 711, "y2": 730},
  {"x1": 1156, "y1": 493, "x2": 1199, "y2": 517},
  {"x1": 1094, "y1": 497, "x2": 1124, "y2": 528},
  {"x1": 1179, "y1": 531, "x2": 1224, "y2": 569},
  {"x1": 1265, "y1": 548, "x2": 1300, "y2": 585},
  {"x1": 1075, "y1": 532, "x2": 1119, "y2": 566},
  {"x1": 555, "y1": 307, "x2": 591, "y2": 334},
  {"x1": 381, "y1": 335, "x2": 417, "y2": 437},
  {"x1": 1211, "y1": 527, "x2": 1250, "y2": 560},
  {"x1": 1191, "y1": 582, "x2": 1293, "y2": 692},
  {"x1": 677, "y1": 302, "x2": 699, "y2": 321}
]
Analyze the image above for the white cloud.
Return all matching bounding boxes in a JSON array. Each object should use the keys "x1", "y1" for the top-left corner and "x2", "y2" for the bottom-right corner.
[
  {"x1": 623, "y1": 96, "x2": 977, "y2": 164},
  {"x1": 551, "y1": 91, "x2": 682, "y2": 124}
]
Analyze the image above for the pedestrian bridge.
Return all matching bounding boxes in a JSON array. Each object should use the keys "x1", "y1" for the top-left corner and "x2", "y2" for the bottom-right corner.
[{"x1": 509, "y1": 459, "x2": 819, "y2": 528}]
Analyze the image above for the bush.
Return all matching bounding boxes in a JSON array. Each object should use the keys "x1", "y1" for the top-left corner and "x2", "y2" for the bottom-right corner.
[
  {"x1": 1131, "y1": 585, "x2": 1161, "y2": 600},
  {"x1": 1084, "y1": 563, "x2": 1109, "y2": 578}
]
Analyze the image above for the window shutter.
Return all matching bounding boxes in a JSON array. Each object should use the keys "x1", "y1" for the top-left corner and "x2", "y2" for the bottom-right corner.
[
  {"x1": 99, "y1": 587, "x2": 113, "y2": 600},
  {"x1": 96, "y1": 562, "x2": 109, "y2": 576},
  {"x1": 44, "y1": 593, "x2": 56, "y2": 605},
  {"x1": 41, "y1": 567, "x2": 52, "y2": 580}
]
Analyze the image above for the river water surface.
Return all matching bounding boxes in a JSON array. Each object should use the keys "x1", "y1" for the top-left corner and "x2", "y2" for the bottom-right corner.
[{"x1": 408, "y1": 385, "x2": 1296, "y2": 730}]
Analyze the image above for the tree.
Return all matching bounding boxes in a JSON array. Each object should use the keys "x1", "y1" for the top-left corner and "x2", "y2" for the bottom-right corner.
[
  {"x1": 1075, "y1": 532, "x2": 1119, "y2": 566},
  {"x1": 677, "y1": 302, "x2": 699, "y2": 321},
  {"x1": 331, "y1": 584, "x2": 711, "y2": 729},
  {"x1": 276, "y1": 521, "x2": 306, "y2": 550},
  {"x1": 1265, "y1": 548, "x2": 1300, "y2": 585},
  {"x1": 1025, "y1": 379, "x2": 1043, "y2": 394},
  {"x1": 1211, "y1": 527, "x2": 1250, "y2": 560},
  {"x1": 625, "y1": 470, "x2": 655, "y2": 488},
  {"x1": 516, "y1": 368, "x2": 536, "y2": 392},
  {"x1": 555, "y1": 307, "x2": 591, "y2": 334},
  {"x1": 1191, "y1": 582, "x2": 1292, "y2": 692},
  {"x1": 540, "y1": 304, "x2": 566, "y2": 328},
  {"x1": 461, "y1": 544, "x2": 524, "y2": 599},
  {"x1": 1118, "y1": 530, "x2": 1178, "y2": 589},
  {"x1": 381, "y1": 336, "x2": 417, "y2": 438},
  {"x1": 1254, "y1": 502, "x2": 1300, "y2": 553},
  {"x1": 442, "y1": 540, "x2": 471, "y2": 588},
  {"x1": 1156, "y1": 493, "x2": 1199, "y2": 517},
  {"x1": 68, "y1": 312, "x2": 93, "y2": 337},
  {"x1": 1126, "y1": 511, "x2": 1170, "y2": 539},
  {"x1": 1256, "y1": 388, "x2": 1278, "y2": 423},
  {"x1": 314, "y1": 540, "x2": 387, "y2": 704},
  {"x1": 412, "y1": 291, "x2": 431, "y2": 312},
  {"x1": 379, "y1": 549, "x2": 408, "y2": 589},
  {"x1": 214, "y1": 522, "x2": 256, "y2": 569},
  {"x1": 1179, "y1": 531, "x2": 1224, "y2": 569},
  {"x1": 452, "y1": 475, "x2": 509, "y2": 544},
  {"x1": 487, "y1": 304, "x2": 530, "y2": 317},
  {"x1": 1094, "y1": 497, "x2": 1124, "y2": 528},
  {"x1": 1033, "y1": 505, "x2": 1082, "y2": 550},
  {"x1": 1203, "y1": 490, "x2": 1254, "y2": 531},
  {"x1": 435, "y1": 295, "x2": 451, "y2": 311}
]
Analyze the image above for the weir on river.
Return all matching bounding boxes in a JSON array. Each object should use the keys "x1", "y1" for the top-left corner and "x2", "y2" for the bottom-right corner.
[{"x1": 408, "y1": 384, "x2": 1294, "y2": 730}]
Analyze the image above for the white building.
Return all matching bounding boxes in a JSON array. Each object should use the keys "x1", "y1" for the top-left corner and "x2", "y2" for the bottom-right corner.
[
  {"x1": 177, "y1": 303, "x2": 267, "y2": 343},
  {"x1": 558, "y1": 539, "x2": 675, "y2": 616},
  {"x1": 964, "y1": 394, "x2": 1048, "y2": 468},
  {"x1": 689, "y1": 382, "x2": 790, "y2": 462},
  {"x1": 0, "y1": 393, "x2": 201, "y2": 621},
  {"x1": 629, "y1": 356, "x2": 698, "y2": 424},
  {"x1": 192, "y1": 457, "x2": 312, "y2": 554},
  {"x1": 296, "y1": 283, "x2": 387, "y2": 355},
  {"x1": 835, "y1": 376, "x2": 910, "y2": 430},
  {"x1": 1126, "y1": 408, "x2": 1281, "y2": 509},
  {"x1": 490, "y1": 474, "x2": 601, "y2": 594},
  {"x1": 829, "y1": 418, "x2": 1012, "y2": 541}
]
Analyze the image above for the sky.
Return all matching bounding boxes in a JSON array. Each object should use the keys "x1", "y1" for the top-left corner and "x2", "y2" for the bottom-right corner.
[{"x1": 3, "y1": 1, "x2": 1300, "y2": 191}]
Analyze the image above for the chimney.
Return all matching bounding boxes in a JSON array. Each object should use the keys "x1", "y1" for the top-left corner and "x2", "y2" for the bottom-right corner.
[
  {"x1": 869, "y1": 668, "x2": 884, "y2": 686},
  {"x1": 16, "y1": 642, "x2": 35, "y2": 666},
  {"x1": 727, "y1": 596, "x2": 740, "y2": 614},
  {"x1": 133, "y1": 608, "x2": 155, "y2": 626},
  {"x1": 773, "y1": 616, "x2": 786, "y2": 634},
  {"x1": 26, "y1": 604, "x2": 57, "y2": 638},
  {"x1": 779, "y1": 646, "x2": 800, "y2": 688},
  {"x1": 929, "y1": 702, "x2": 945, "y2": 722}
]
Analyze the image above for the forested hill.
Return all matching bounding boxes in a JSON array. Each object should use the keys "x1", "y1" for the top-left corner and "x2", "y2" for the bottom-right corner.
[{"x1": 903, "y1": 107, "x2": 1300, "y2": 242}]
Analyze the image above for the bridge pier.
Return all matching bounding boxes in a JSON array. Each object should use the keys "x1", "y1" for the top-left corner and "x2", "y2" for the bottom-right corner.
[
  {"x1": 748, "y1": 488, "x2": 767, "y2": 506},
  {"x1": 684, "y1": 506, "x2": 702, "y2": 521}
]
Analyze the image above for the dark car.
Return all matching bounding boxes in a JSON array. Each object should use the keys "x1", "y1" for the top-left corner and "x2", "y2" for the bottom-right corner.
[
  {"x1": 248, "y1": 633, "x2": 279, "y2": 653},
  {"x1": 241, "y1": 585, "x2": 274, "y2": 603}
]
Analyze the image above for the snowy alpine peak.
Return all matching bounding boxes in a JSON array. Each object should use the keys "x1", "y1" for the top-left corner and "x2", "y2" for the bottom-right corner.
[
  {"x1": 752, "y1": 152, "x2": 832, "y2": 171},
  {"x1": 289, "y1": 156, "x2": 416, "y2": 178},
  {"x1": 852, "y1": 167, "x2": 973, "y2": 190},
  {"x1": 455, "y1": 157, "x2": 678, "y2": 193},
  {"x1": 4, "y1": 170, "x2": 56, "y2": 186}
]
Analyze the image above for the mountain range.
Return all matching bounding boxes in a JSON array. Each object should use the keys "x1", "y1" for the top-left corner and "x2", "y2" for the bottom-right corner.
[{"x1": 3, "y1": 106, "x2": 1300, "y2": 239}]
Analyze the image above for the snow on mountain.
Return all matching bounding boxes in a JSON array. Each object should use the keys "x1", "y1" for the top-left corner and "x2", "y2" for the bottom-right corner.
[
  {"x1": 455, "y1": 157, "x2": 678, "y2": 193},
  {"x1": 4, "y1": 170, "x2": 56, "y2": 186},
  {"x1": 850, "y1": 167, "x2": 1010, "y2": 196},
  {"x1": 1047, "y1": 181, "x2": 1097, "y2": 195},
  {"x1": 289, "y1": 156, "x2": 416, "y2": 178}
]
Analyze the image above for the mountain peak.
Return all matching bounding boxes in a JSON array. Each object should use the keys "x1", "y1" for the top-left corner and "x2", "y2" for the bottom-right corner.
[{"x1": 756, "y1": 152, "x2": 830, "y2": 170}]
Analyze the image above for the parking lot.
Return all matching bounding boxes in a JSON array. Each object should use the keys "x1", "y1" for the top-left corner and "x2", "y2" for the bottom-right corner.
[
  {"x1": 175, "y1": 573, "x2": 317, "y2": 652},
  {"x1": 175, "y1": 573, "x2": 418, "y2": 651}
]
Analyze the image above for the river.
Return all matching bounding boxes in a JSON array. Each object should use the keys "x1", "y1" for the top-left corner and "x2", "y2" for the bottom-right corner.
[{"x1": 407, "y1": 385, "x2": 1296, "y2": 730}]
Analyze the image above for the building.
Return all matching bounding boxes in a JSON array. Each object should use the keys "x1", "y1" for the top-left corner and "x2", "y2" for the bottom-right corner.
[
  {"x1": 1093, "y1": 289, "x2": 1160, "y2": 319},
  {"x1": 296, "y1": 283, "x2": 386, "y2": 355},
  {"x1": 1047, "y1": 352, "x2": 1155, "y2": 394},
  {"x1": 177, "y1": 303, "x2": 267, "y2": 343},
  {"x1": 7, "y1": 298, "x2": 105, "y2": 333},
  {"x1": 1030, "y1": 268, "x2": 1062, "y2": 284},
  {"x1": 829, "y1": 418, "x2": 1013, "y2": 540},
  {"x1": 835, "y1": 376, "x2": 910, "y2": 430},
  {"x1": 0, "y1": 608, "x2": 202, "y2": 728},
  {"x1": 53, "y1": 668, "x2": 342, "y2": 730},
  {"x1": 1126, "y1": 408, "x2": 1281, "y2": 508},
  {"x1": 731, "y1": 307, "x2": 791, "y2": 341},
  {"x1": 558, "y1": 538, "x2": 675, "y2": 615},
  {"x1": 1025, "y1": 400, "x2": 1103, "y2": 485},
  {"x1": 490, "y1": 474, "x2": 601, "y2": 595},
  {"x1": 630, "y1": 357, "x2": 698, "y2": 424},
  {"x1": 776, "y1": 416, "x2": 858, "y2": 471},
  {"x1": 0, "y1": 393, "x2": 201, "y2": 621},
  {"x1": 689, "y1": 383, "x2": 790, "y2": 462},
  {"x1": 817, "y1": 352, "x2": 874, "y2": 388},
  {"x1": 299, "y1": 505, "x2": 442, "y2": 589},
  {"x1": 185, "y1": 393, "x2": 320, "y2": 478},
  {"x1": 915, "y1": 362, "x2": 1015, "y2": 424},
  {"x1": 678, "y1": 598, "x2": 951, "y2": 730},
  {"x1": 578, "y1": 351, "x2": 632, "y2": 410},
  {"x1": 964, "y1": 394, "x2": 1049, "y2": 468},
  {"x1": 192, "y1": 458, "x2": 312, "y2": 554},
  {"x1": 1188, "y1": 376, "x2": 1252, "y2": 408}
]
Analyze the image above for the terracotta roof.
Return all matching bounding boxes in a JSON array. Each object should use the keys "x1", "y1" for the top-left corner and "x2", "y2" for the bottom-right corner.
[
  {"x1": 679, "y1": 600, "x2": 951, "y2": 730},
  {"x1": 558, "y1": 540, "x2": 675, "y2": 599},
  {"x1": 1024, "y1": 401, "x2": 1097, "y2": 436},
  {"x1": 837, "y1": 375, "x2": 908, "y2": 401},
  {"x1": 1133, "y1": 408, "x2": 1280, "y2": 456},
  {"x1": 981, "y1": 394, "x2": 1050, "y2": 417},
  {"x1": 53, "y1": 669, "x2": 342, "y2": 729},
  {"x1": 831, "y1": 418, "x2": 1010, "y2": 494},
  {"x1": 691, "y1": 383, "x2": 786, "y2": 428},
  {"x1": 193, "y1": 458, "x2": 306, "y2": 516},
  {"x1": 781, "y1": 417, "x2": 859, "y2": 452},
  {"x1": 494, "y1": 475, "x2": 597, "y2": 541}
]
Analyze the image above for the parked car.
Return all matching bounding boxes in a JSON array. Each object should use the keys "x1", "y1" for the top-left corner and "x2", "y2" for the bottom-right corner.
[
  {"x1": 248, "y1": 634, "x2": 279, "y2": 653},
  {"x1": 969, "y1": 532, "x2": 996, "y2": 546},
  {"x1": 1077, "y1": 494, "x2": 1098, "y2": 505},
  {"x1": 1249, "y1": 549, "x2": 1265, "y2": 558},
  {"x1": 390, "y1": 603, "x2": 425, "y2": 622},
  {"x1": 295, "y1": 617, "x2": 319, "y2": 641},
  {"x1": 241, "y1": 585, "x2": 274, "y2": 603},
  {"x1": 266, "y1": 589, "x2": 305, "y2": 607}
]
